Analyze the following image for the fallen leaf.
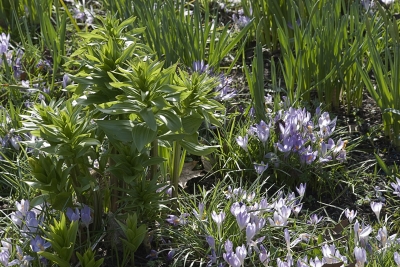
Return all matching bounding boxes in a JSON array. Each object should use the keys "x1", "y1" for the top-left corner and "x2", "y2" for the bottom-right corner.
[{"x1": 178, "y1": 161, "x2": 203, "y2": 188}]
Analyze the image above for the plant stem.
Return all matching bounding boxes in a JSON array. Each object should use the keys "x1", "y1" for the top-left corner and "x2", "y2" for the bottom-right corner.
[
  {"x1": 171, "y1": 141, "x2": 181, "y2": 199},
  {"x1": 150, "y1": 139, "x2": 158, "y2": 179}
]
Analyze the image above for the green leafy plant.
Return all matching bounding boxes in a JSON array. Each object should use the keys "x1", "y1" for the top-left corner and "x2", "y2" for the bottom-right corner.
[
  {"x1": 114, "y1": 0, "x2": 252, "y2": 70},
  {"x1": 358, "y1": 5, "x2": 400, "y2": 149},
  {"x1": 76, "y1": 248, "x2": 104, "y2": 267},
  {"x1": 274, "y1": 0, "x2": 368, "y2": 111},
  {"x1": 116, "y1": 213, "x2": 147, "y2": 266},
  {"x1": 40, "y1": 214, "x2": 79, "y2": 267}
]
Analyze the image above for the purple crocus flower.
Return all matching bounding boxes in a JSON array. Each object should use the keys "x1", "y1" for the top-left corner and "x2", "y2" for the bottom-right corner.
[
  {"x1": 300, "y1": 146, "x2": 317, "y2": 164},
  {"x1": 246, "y1": 223, "x2": 256, "y2": 244},
  {"x1": 0, "y1": 250, "x2": 9, "y2": 266},
  {"x1": 259, "y1": 245, "x2": 270, "y2": 266},
  {"x1": 344, "y1": 208, "x2": 357, "y2": 223},
  {"x1": 296, "y1": 183, "x2": 306, "y2": 198},
  {"x1": 223, "y1": 251, "x2": 241, "y2": 267},
  {"x1": 192, "y1": 60, "x2": 209, "y2": 74},
  {"x1": 255, "y1": 120, "x2": 270, "y2": 144},
  {"x1": 236, "y1": 210, "x2": 250, "y2": 231},
  {"x1": 354, "y1": 246, "x2": 367, "y2": 267},
  {"x1": 394, "y1": 251, "x2": 400, "y2": 266},
  {"x1": 66, "y1": 207, "x2": 80, "y2": 222},
  {"x1": 307, "y1": 214, "x2": 323, "y2": 225},
  {"x1": 235, "y1": 245, "x2": 247, "y2": 266},
  {"x1": 81, "y1": 205, "x2": 92, "y2": 227},
  {"x1": 206, "y1": 236, "x2": 215, "y2": 249},
  {"x1": 391, "y1": 177, "x2": 400, "y2": 197},
  {"x1": 9, "y1": 245, "x2": 34, "y2": 266},
  {"x1": 254, "y1": 161, "x2": 268, "y2": 175},
  {"x1": 0, "y1": 33, "x2": 9, "y2": 55},
  {"x1": 236, "y1": 135, "x2": 249, "y2": 152},
  {"x1": 211, "y1": 211, "x2": 226, "y2": 228},
  {"x1": 30, "y1": 236, "x2": 51, "y2": 252},
  {"x1": 166, "y1": 214, "x2": 188, "y2": 226},
  {"x1": 25, "y1": 210, "x2": 39, "y2": 233},
  {"x1": 62, "y1": 74, "x2": 70, "y2": 89},
  {"x1": 232, "y1": 13, "x2": 251, "y2": 29}
]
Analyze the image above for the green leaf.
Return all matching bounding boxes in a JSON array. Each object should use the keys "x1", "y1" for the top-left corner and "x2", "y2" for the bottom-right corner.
[
  {"x1": 39, "y1": 252, "x2": 70, "y2": 267},
  {"x1": 77, "y1": 138, "x2": 101, "y2": 147},
  {"x1": 132, "y1": 122, "x2": 157, "y2": 151},
  {"x1": 182, "y1": 114, "x2": 204, "y2": 134},
  {"x1": 156, "y1": 110, "x2": 182, "y2": 132},
  {"x1": 96, "y1": 120, "x2": 134, "y2": 142},
  {"x1": 139, "y1": 107, "x2": 157, "y2": 131},
  {"x1": 49, "y1": 192, "x2": 73, "y2": 211},
  {"x1": 30, "y1": 194, "x2": 49, "y2": 207},
  {"x1": 375, "y1": 153, "x2": 390, "y2": 176},
  {"x1": 179, "y1": 140, "x2": 219, "y2": 156}
]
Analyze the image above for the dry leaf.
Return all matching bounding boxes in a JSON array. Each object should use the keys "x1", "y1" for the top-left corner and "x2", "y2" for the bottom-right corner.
[
  {"x1": 323, "y1": 219, "x2": 350, "y2": 240},
  {"x1": 178, "y1": 161, "x2": 203, "y2": 188}
]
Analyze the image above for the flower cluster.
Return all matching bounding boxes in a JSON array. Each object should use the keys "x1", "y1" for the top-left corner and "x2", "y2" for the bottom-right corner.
[
  {"x1": 166, "y1": 182, "x2": 400, "y2": 266},
  {"x1": 236, "y1": 101, "x2": 347, "y2": 177},
  {"x1": 0, "y1": 200, "x2": 50, "y2": 266},
  {"x1": 66, "y1": 205, "x2": 92, "y2": 228}
]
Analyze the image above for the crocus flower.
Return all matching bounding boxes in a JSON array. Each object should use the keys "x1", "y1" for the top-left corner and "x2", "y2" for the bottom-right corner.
[
  {"x1": 307, "y1": 214, "x2": 323, "y2": 225},
  {"x1": 293, "y1": 204, "x2": 303, "y2": 217},
  {"x1": 269, "y1": 211, "x2": 288, "y2": 226},
  {"x1": 167, "y1": 250, "x2": 175, "y2": 262},
  {"x1": 309, "y1": 256, "x2": 323, "y2": 267},
  {"x1": 345, "y1": 208, "x2": 357, "y2": 223},
  {"x1": 192, "y1": 60, "x2": 209, "y2": 74},
  {"x1": 25, "y1": 210, "x2": 39, "y2": 233},
  {"x1": 370, "y1": 201, "x2": 383, "y2": 222},
  {"x1": 30, "y1": 236, "x2": 51, "y2": 252},
  {"x1": 146, "y1": 250, "x2": 158, "y2": 260},
  {"x1": 166, "y1": 214, "x2": 188, "y2": 226},
  {"x1": 255, "y1": 120, "x2": 270, "y2": 144},
  {"x1": 284, "y1": 228, "x2": 291, "y2": 251},
  {"x1": 15, "y1": 200, "x2": 30, "y2": 217},
  {"x1": 223, "y1": 251, "x2": 241, "y2": 267},
  {"x1": 246, "y1": 223, "x2": 256, "y2": 244},
  {"x1": 206, "y1": 236, "x2": 215, "y2": 249},
  {"x1": 376, "y1": 226, "x2": 387, "y2": 247},
  {"x1": 193, "y1": 202, "x2": 205, "y2": 220},
  {"x1": 9, "y1": 246, "x2": 34, "y2": 267},
  {"x1": 296, "y1": 183, "x2": 306, "y2": 198},
  {"x1": 259, "y1": 245, "x2": 270, "y2": 266},
  {"x1": 224, "y1": 239, "x2": 233, "y2": 253},
  {"x1": 235, "y1": 245, "x2": 247, "y2": 266},
  {"x1": 62, "y1": 74, "x2": 70, "y2": 88},
  {"x1": 211, "y1": 211, "x2": 226, "y2": 228},
  {"x1": 81, "y1": 205, "x2": 92, "y2": 227},
  {"x1": 394, "y1": 251, "x2": 400, "y2": 266},
  {"x1": 232, "y1": 13, "x2": 251, "y2": 29},
  {"x1": 354, "y1": 220, "x2": 372, "y2": 248},
  {"x1": 207, "y1": 249, "x2": 217, "y2": 265},
  {"x1": 354, "y1": 246, "x2": 367, "y2": 267},
  {"x1": 0, "y1": 33, "x2": 9, "y2": 54},
  {"x1": 236, "y1": 210, "x2": 250, "y2": 230},
  {"x1": 254, "y1": 161, "x2": 268, "y2": 175},
  {"x1": 0, "y1": 250, "x2": 9, "y2": 266},
  {"x1": 391, "y1": 178, "x2": 400, "y2": 196},
  {"x1": 66, "y1": 207, "x2": 80, "y2": 222},
  {"x1": 321, "y1": 244, "x2": 347, "y2": 264},
  {"x1": 236, "y1": 135, "x2": 249, "y2": 152}
]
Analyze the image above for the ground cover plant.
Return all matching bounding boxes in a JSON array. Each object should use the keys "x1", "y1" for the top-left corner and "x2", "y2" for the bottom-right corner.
[{"x1": 2, "y1": 0, "x2": 400, "y2": 266}]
